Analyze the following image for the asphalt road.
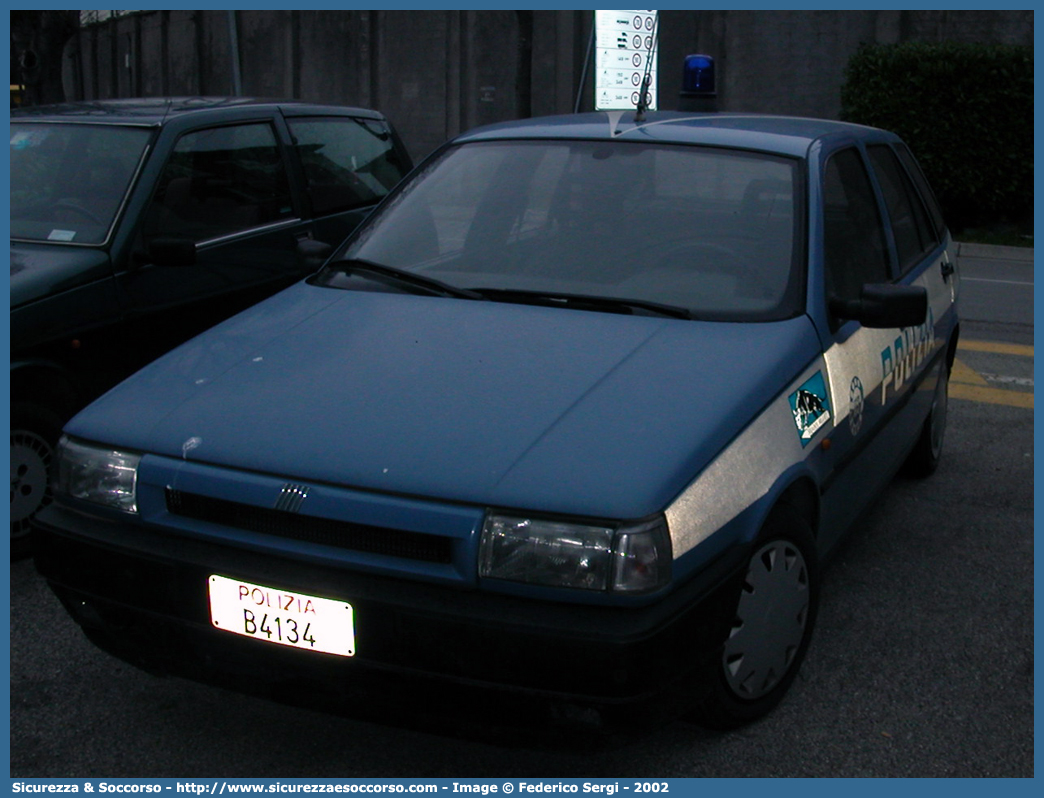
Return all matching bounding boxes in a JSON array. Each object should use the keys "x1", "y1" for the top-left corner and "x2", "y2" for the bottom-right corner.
[
  {"x1": 9, "y1": 247, "x2": 1034, "y2": 778},
  {"x1": 957, "y1": 243, "x2": 1034, "y2": 337}
]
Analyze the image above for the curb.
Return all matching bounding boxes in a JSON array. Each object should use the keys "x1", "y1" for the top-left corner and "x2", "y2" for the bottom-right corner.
[{"x1": 955, "y1": 241, "x2": 1034, "y2": 263}]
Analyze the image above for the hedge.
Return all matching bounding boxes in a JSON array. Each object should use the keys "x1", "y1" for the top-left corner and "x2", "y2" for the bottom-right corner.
[{"x1": 840, "y1": 41, "x2": 1032, "y2": 233}]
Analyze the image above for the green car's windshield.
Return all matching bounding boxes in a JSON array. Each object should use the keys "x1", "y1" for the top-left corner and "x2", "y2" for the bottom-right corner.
[
  {"x1": 323, "y1": 140, "x2": 804, "y2": 322},
  {"x1": 10, "y1": 123, "x2": 152, "y2": 245}
]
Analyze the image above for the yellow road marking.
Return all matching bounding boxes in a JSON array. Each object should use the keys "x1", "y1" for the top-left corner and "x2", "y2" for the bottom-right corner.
[
  {"x1": 951, "y1": 383, "x2": 1033, "y2": 409},
  {"x1": 959, "y1": 339, "x2": 1034, "y2": 357},
  {"x1": 948, "y1": 341, "x2": 1032, "y2": 408},
  {"x1": 950, "y1": 358, "x2": 988, "y2": 386}
]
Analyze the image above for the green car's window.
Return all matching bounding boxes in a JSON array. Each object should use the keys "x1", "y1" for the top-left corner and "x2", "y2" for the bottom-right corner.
[
  {"x1": 287, "y1": 116, "x2": 408, "y2": 216},
  {"x1": 143, "y1": 122, "x2": 294, "y2": 243}
]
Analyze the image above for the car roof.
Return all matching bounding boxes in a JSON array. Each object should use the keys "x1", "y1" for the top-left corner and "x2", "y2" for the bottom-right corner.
[
  {"x1": 454, "y1": 111, "x2": 899, "y2": 159},
  {"x1": 10, "y1": 96, "x2": 386, "y2": 126}
]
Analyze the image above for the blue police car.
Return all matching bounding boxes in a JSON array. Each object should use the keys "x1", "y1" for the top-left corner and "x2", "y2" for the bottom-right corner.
[{"x1": 34, "y1": 108, "x2": 959, "y2": 729}]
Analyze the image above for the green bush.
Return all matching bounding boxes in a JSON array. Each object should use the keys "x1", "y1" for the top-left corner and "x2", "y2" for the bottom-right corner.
[{"x1": 840, "y1": 41, "x2": 1032, "y2": 233}]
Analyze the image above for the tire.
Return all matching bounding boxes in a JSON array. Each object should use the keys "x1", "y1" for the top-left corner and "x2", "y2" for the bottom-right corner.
[
  {"x1": 10, "y1": 403, "x2": 63, "y2": 559},
  {"x1": 691, "y1": 504, "x2": 819, "y2": 729},
  {"x1": 903, "y1": 361, "x2": 949, "y2": 478}
]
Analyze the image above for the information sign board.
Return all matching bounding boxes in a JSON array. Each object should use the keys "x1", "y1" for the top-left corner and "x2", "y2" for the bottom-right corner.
[{"x1": 594, "y1": 10, "x2": 658, "y2": 111}]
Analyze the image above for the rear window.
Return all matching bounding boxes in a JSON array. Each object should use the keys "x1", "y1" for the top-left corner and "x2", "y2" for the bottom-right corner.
[
  {"x1": 287, "y1": 116, "x2": 409, "y2": 216},
  {"x1": 868, "y1": 144, "x2": 940, "y2": 275},
  {"x1": 894, "y1": 142, "x2": 948, "y2": 240}
]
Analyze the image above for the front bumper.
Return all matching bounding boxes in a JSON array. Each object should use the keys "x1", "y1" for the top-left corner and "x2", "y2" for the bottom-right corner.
[{"x1": 34, "y1": 503, "x2": 745, "y2": 719}]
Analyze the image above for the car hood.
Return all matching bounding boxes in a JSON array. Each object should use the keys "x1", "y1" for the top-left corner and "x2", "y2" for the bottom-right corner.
[
  {"x1": 68, "y1": 284, "x2": 821, "y2": 519},
  {"x1": 10, "y1": 241, "x2": 112, "y2": 309}
]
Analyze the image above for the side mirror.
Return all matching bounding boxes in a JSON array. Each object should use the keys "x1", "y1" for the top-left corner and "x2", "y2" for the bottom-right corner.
[
  {"x1": 830, "y1": 283, "x2": 928, "y2": 329},
  {"x1": 297, "y1": 238, "x2": 333, "y2": 272},
  {"x1": 147, "y1": 237, "x2": 197, "y2": 267}
]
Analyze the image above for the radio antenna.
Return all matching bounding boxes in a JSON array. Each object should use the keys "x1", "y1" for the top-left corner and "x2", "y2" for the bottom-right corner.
[{"x1": 634, "y1": 12, "x2": 659, "y2": 123}]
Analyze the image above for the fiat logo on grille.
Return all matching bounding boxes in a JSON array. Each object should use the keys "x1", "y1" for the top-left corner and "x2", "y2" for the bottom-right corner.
[{"x1": 275, "y1": 483, "x2": 310, "y2": 514}]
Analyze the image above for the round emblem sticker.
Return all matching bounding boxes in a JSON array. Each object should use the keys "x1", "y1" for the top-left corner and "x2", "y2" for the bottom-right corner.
[{"x1": 849, "y1": 376, "x2": 865, "y2": 436}]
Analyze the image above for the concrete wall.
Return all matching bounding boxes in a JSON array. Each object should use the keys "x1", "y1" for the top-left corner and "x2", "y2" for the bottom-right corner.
[
  {"x1": 62, "y1": 9, "x2": 1033, "y2": 162},
  {"x1": 658, "y1": 10, "x2": 1033, "y2": 119}
]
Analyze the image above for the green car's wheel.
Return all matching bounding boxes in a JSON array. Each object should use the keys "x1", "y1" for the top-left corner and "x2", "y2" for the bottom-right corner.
[{"x1": 11, "y1": 404, "x2": 62, "y2": 558}]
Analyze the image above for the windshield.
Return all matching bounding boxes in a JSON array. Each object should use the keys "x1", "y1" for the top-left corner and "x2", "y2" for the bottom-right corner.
[
  {"x1": 322, "y1": 140, "x2": 804, "y2": 321},
  {"x1": 10, "y1": 123, "x2": 152, "y2": 245}
]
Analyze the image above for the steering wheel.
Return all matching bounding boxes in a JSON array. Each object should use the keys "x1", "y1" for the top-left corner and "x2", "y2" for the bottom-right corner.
[
  {"x1": 649, "y1": 240, "x2": 780, "y2": 302},
  {"x1": 653, "y1": 241, "x2": 752, "y2": 279},
  {"x1": 53, "y1": 199, "x2": 104, "y2": 225}
]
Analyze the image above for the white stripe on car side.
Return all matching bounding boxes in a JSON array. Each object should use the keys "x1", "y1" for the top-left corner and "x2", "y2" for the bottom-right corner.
[
  {"x1": 823, "y1": 258, "x2": 952, "y2": 427},
  {"x1": 665, "y1": 361, "x2": 825, "y2": 559}
]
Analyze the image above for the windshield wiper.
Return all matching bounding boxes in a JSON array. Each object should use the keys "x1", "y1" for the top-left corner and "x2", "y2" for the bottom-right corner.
[
  {"x1": 472, "y1": 288, "x2": 693, "y2": 320},
  {"x1": 323, "y1": 258, "x2": 484, "y2": 300}
]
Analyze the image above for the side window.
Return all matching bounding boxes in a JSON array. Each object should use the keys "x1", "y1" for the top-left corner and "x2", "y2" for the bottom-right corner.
[
  {"x1": 894, "y1": 142, "x2": 948, "y2": 240},
  {"x1": 867, "y1": 144, "x2": 938, "y2": 274},
  {"x1": 822, "y1": 148, "x2": 890, "y2": 302},
  {"x1": 286, "y1": 116, "x2": 409, "y2": 216},
  {"x1": 143, "y1": 122, "x2": 294, "y2": 243}
]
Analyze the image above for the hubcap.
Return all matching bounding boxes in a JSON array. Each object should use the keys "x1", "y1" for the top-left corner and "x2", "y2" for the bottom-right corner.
[
  {"x1": 11, "y1": 430, "x2": 54, "y2": 539},
  {"x1": 723, "y1": 539, "x2": 810, "y2": 700}
]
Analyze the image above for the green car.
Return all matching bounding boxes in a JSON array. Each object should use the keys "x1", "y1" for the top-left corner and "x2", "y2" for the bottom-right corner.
[{"x1": 10, "y1": 97, "x2": 412, "y2": 552}]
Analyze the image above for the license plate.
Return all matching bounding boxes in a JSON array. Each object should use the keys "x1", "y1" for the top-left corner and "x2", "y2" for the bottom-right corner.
[{"x1": 208, "y1": 575, "x2": 355, "y2": 657}]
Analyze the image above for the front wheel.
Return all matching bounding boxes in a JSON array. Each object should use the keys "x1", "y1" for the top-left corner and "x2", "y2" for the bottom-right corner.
[
  {"x1": 11, "y1": 404, "x2": 62, "y2": 558},
  {"x1": 691, "y1": 505, "x2": 819, "y2": 729}
]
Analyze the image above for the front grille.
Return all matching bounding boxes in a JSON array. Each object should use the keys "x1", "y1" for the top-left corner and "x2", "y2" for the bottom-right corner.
[{"x1": 165, "y1": 489, "x2": 453, "y2": 564}]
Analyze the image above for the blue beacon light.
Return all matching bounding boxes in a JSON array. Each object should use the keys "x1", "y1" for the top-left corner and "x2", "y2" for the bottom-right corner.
[{"x1": 680, "y1": 54, "x2": 717, "y2": 112}]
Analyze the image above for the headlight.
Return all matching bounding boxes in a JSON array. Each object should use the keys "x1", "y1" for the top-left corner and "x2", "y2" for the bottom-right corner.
[
  {"x1": 55, "y1": 436, "x2": 141, "y2": 513},
  {"x1": 479, "y1": 513, "x2": 671, "y2": 594}
]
